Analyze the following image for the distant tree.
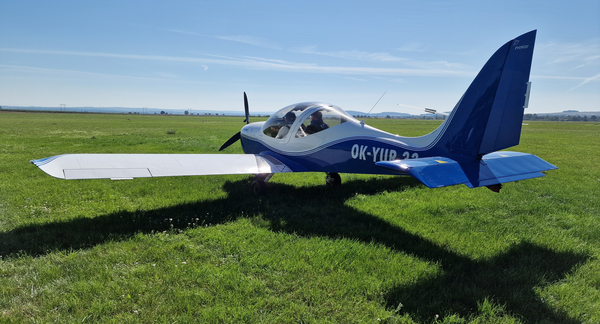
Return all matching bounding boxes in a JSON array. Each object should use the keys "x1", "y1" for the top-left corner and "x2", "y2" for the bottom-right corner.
[
  {"x1": 160, "y1": 111, "x2": 166, "y2": 115},
  {"x1": 590, "y1": 115, "x2": 597, "y2": 121},
  {"x1": 184, "y1": 110, "x2": 189, "y2": 115}
]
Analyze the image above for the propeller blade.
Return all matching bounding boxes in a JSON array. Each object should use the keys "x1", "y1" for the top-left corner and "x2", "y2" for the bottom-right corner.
[
  {"x1": 219, "y1": 93, "x2": 249, "y2": 151},
  {"x1": 243, "y1": 92, "x2": 250, "y2": 124},
  {"x1": 218, "y1": 132, "x2": 241, "y2": 151}
]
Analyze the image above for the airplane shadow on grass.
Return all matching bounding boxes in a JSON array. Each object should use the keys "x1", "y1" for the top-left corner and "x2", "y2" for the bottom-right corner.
[{"x1": 1, "y1": 176, "x2": 588, "y2": 322}]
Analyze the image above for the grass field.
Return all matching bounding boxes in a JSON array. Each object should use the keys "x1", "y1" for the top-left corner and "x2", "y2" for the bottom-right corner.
[{"x1": 1, "y1": 111, "x2": 599, "y2": 323}]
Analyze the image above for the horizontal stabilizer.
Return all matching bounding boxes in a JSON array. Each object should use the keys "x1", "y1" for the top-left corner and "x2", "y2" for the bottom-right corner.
[
  {"x1": 375, "y1": 151, "x2": 557, "y2": 189},
  {"x1": 31, "y1": 154, "x2": 293, "y2": 180},
  {"x1": 376, "y1": 157, "x2": 470, "y2": 188}
]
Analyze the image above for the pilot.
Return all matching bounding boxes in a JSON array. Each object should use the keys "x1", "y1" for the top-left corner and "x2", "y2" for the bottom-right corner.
[
  {"x1": 276, "y1": 112, "x2": 306, "y2": 139},
  {"x1": 305, "y1": 111, "x2": 330, "y2": 134}
]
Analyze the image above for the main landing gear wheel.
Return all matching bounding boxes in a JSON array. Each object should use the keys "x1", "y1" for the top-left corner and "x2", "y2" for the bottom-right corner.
[
  {"x1": 325, "y1": 172, "x2": 341, "y2": 186},
  {"x1": 251, "y1": 179, "x2": 267, "y2": 195},
  {"x1": 251, "y1": 173, "x2": 272, "y2": 196}
]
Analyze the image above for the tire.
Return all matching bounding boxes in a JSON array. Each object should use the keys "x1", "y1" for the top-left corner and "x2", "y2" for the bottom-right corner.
[
  {"x1": 325, "y1": 172, "x2": 341, "y2": 186},
  {"x1": 251, "y1": 179, "x2": 267, "y2": 195}
]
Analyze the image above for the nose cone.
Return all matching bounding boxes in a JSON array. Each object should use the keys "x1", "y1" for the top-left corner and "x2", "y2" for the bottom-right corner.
[
  {"x1": 241, "y1": 122, "x2": 264, "y2": 137},
  {"x1": 240, "y1": 122, "x2": 265, "y2": 154}
]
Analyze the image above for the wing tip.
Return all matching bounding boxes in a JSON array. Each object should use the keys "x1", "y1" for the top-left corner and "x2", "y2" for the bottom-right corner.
[{"x1": 31, "y1": 155, "x2": 68, "y2": 179}]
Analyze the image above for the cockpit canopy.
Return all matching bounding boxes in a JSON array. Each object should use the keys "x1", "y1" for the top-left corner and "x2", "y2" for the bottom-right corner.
[{"x1": 262, "y1": 102, "x2": 358, "y2": 139}]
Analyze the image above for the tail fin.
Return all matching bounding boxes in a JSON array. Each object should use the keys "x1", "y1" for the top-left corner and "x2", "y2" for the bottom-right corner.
[
  {"x1": 435, "y1": 30, "x2": 536, "y2": 157},
  {"x1": 375, "y1": 31, "x2": 557, "y2": 191}
]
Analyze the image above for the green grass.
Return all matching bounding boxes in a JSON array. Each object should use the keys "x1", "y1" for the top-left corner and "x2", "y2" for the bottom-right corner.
[{"x1": 1, "y1": 112, "x2": 599, "y2": 323}]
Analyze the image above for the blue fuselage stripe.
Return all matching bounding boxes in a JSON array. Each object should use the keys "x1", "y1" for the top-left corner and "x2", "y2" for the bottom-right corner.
[{"x1": 241, "y1": 136, "x2": 451, "y2": 174}]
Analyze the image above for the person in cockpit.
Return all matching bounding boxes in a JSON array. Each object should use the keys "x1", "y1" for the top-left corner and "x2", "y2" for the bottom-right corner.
[
  {"x1": 305, "y1": 111, "x2": 330, "y2": 134},
  {"x1": 276, "y1": 111, "x2": 306, "y2": 139}
]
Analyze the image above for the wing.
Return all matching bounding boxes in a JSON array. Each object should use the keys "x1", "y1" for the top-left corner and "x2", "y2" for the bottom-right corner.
[
  {"x1": 31, "y1": 154, "x2": 293, "y2": 180},
  {"x1": 375, "y1": 151, "x2": 557, "y2": 188}
]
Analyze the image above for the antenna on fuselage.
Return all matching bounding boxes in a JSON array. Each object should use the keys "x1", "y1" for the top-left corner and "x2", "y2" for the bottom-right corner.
[
  {"x1": 361, "y1": 91, "x2": 387, "y2": 126},
  {"x1": 397, "y1": 103, "x2": 449, "y2": 116}
]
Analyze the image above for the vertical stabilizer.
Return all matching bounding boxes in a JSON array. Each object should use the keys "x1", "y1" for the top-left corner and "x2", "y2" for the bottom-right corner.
[
  {"x1": 435, "y1": 30, "x2": 536, "y2": 158},
  {"x1": 478, "y1": 30, "x2": 536, "y2": 154}
]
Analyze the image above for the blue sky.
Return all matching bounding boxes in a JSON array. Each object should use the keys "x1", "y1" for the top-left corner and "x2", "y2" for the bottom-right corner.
[{"x1": 1, "y1": 0, "x2": 598, "y2": 114}]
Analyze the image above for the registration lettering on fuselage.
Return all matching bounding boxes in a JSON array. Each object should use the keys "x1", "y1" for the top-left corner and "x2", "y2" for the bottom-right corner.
[{"x1": 350, "y1": 144, "x2": 418, "y2": 162}]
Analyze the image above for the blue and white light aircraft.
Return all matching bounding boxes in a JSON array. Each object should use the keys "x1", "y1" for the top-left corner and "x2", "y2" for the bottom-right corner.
[{"x1": 32, "y1": 30, "x2": 556, "y2": 194}]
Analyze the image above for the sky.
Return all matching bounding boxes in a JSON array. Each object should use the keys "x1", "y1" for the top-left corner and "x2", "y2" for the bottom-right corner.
[{"x1": 1, "y1": 0, "x2": 599, "y2": 114}]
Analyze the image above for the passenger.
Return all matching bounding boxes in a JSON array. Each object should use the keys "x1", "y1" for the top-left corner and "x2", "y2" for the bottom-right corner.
[
  {"x1": 305, "y1": 111, "x2": 330, "y2": 134},
  {"x1": 276, "y1": 112, "x2": 306, "y2": 138}
]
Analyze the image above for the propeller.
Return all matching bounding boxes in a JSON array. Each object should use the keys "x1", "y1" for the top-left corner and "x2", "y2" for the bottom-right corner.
[
  {"x1": 243, "y1": 92, "x2": 250, "y2": 124},
  {"x1": 219, "y1": 92, "x2": 250, "y2": 151}
]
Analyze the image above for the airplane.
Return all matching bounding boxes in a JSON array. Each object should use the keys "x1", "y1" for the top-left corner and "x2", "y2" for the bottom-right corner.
[{"x1": 31, "y1": 30, "x2": 556, "y2": 195}]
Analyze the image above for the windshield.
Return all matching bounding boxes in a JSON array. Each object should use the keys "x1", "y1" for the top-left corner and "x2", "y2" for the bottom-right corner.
[{"x1": 262, "y1": 102, "x2": 357, "y2": 138}]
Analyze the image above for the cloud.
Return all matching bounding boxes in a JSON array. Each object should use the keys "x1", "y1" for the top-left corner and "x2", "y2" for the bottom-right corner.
[
  {"x1": 295, "y1": 47, "x2": 406, "y2": 62},
  {"x1": 531, "y1": 74, "x2": 591, "y2": 81},
  {"x1": 239, "y1": 56, "x2": 318, "y2": 67},
  {"x1": 0, "y1": 64, "x2": 165, "y2": 81},
  {"x1": 155, "y1": 72, "x2": 180, "y2": 79},
  {"x1": 0, "y1": 48, "x2": 209, "y2": 63},
  {"x1": 538, "y1": 39, "x2": 600, "y2": 65},
  {"x1": 214, "y1": 35, "x2": 282, "y2": 50},
  {"x1": 536, "y1": 39, "x2": 600, "y2": 83},
  {"x1": 292, "y1": 45, "x2": 470, "y2": 72},
  {"x1": 159, "y1": 28, "x2": 199, "y2": 36},
  {"x1": 404, "y1": 60, "x2": 469, "y2": 70},
  {"x1": 131, "y1": 24, "x2": 200, "y2": 37},
  {"x1": 568, "y1": 72, "x2": 600, "y2": 91},
  {"x1": 0, "y1": 48, "x2": 471, "y2": 78},
  {"x1": 396, "y1": 42, "x2": 429, "y2": 52}
]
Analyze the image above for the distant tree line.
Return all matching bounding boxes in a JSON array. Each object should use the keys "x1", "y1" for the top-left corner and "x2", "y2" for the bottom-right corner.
[{"x1": 524, "y1": 114, "x2": 598, "y2": 122}]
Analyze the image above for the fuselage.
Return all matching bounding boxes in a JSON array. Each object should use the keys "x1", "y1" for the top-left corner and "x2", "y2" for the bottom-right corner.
[{"x1": 238, "y1": 102, "x2": 449, "y2": 175}]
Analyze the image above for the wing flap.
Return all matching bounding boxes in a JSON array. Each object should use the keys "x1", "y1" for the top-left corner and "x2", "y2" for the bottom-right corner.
[
  {"x1": 31, "y1": 154, "x2": 292, "y2": 180},
  {"x1": 375, "y1": 151, "x2": 557, "y2": 188}
]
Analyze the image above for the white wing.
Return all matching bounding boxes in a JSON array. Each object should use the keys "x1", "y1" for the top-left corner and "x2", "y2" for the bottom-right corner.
[{"x1": 31, "y1": 154, "x2": 293, "y2": 180}]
